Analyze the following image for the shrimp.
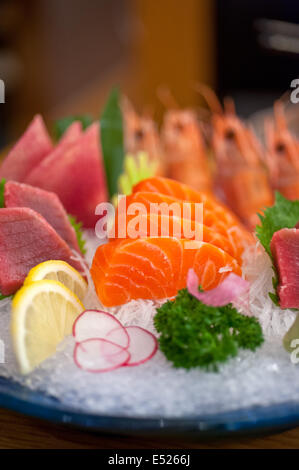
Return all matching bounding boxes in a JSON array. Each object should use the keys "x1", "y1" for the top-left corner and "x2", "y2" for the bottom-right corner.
[
  {"x1": 122, "y1": 98, "x2": 165, "y2": 176},
  {"x1": 265, "y1": 101, "x2": 299, "y2": 200},
  {"x1": 159, "y1": 88, "x2": 212, "y2": 193},
  {"x1": 196, "y1": 85, "x2": 273, "y2": 230}
]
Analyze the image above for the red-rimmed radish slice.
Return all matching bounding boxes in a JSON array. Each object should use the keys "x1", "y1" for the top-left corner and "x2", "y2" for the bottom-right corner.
[
  {"x1": 73, "y1": 310, "x2": 129, "y2": 348},
  {"x1": 74, "y1": 338, "x2": 130, "y2": 373},
  {"x1": 124, "y1": 326, "x2": 158, "y2": 367}
]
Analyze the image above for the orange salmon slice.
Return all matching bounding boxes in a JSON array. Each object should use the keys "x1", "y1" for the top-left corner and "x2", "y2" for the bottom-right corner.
[
  {"x1": 91, "y1": 237, "x2": 242, "y2": 307},
  {"x1": 114, "y1": 191, "x2": 252, "y2": 259},
  {"x1": 110, "y1": 213, "x2": 243, "y2": 264}
]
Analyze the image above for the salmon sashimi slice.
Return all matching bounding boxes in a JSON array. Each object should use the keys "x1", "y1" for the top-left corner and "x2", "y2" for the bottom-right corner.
[
  {"x1": 109, "y1": 213, "x2": 243, "y2": 263},
  {"x1": 114, "y1": 191, "x2": 252, "y2": 259},
  {"x1": 133, "y1": 176, "x2": 214, "y2": 202},
  {"x1": 91, "y1": 237, "x2": 242, "y2": 307},
  {"x1": 134, "y1": 176, "x2": 253, "y2": 230}
]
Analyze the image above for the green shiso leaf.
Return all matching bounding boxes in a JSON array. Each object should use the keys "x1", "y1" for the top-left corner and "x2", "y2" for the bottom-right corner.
[
  {"x1": 255, "y1": 192, "x2": 299, "y2": 307},
  {"x1": 154, "y1": 289, "x2": 264, "y2": 371},
  {"x1": 68, "y1": 214, "x2": 86, "y2": 255},
  {"x1": 54, "y1": 114, "x2": 93, "y2": 141},
  {"x1": 100, "y1": 88, "x2": 124, "y2": 198},
  {"x1": 0, "y1": 178, "x2": 6, "y2": 208},
  {"x1": 256, "y1": 192, "x2": 299, "y2": 256}
]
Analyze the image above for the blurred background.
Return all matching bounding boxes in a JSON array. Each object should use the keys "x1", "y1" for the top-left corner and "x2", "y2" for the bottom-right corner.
[{"x1": 0, "y1": 0, "x2": 298, "y2": 146}]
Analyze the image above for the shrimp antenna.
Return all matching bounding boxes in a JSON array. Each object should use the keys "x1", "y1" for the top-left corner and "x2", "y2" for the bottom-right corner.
[
  {"x1": 223, "y1": 96, "x2": 236, "y2": 115},
  {"x1": 157, "y1": 86, "x2": 179, "y2": 109},
  {"x1": 121, "y1": 95, "x2": 138, "y2": 117},
  {"x1": 273, "y1": 100, "x2": 287, "y2": 131},
  {"x1": 142, "y1": 104, "x2": 155, "y2": 120},
  {"x1": 193, "y1": 82, "x2": 223, "y2": 114}
]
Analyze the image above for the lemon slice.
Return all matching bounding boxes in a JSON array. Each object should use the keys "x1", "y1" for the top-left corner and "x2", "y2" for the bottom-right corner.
[
  {"x1": 11, "y1": 280, "x2": 84, "y2": 374},
  {"x1": 24, "y1": 260, "x2": 87, "y2": 302}
]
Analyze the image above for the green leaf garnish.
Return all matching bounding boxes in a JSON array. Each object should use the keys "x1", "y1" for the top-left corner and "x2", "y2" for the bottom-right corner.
[
  {"x1": 256, "y1": 192, "x2": 299, "y2": 256},
  {"x1": 0, "y1": 294, "x2": 11, "y2": 301},
  {"x1": 154, "y1": 289, "x2": 264, "y2": 371},
  {"x1": 54, "y1": 114, "x2": 93, "y2": 141},
  {"x1": 256, "y1": 192, "x2": 299, "y2": 307},
  {"x1": 0, "y1": 178, "x2": 6, "y2": 208},
  {"x1": 68, "y1": 214, "x2": 86, "y2": 255},
  {"x1": 112, "y1": 152, "x2": 158, "y2": 205},
  {"x1": 100, "y1": 88, "x2": 124, "y2": 198}
]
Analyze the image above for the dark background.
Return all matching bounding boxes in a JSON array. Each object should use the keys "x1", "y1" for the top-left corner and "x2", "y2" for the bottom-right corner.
[{"x1": 0, "y1": 0, "x2": 298, "y2": 145}]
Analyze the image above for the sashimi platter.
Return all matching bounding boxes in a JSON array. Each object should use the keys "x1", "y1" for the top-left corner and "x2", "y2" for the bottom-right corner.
[{"x1": 1, "y1": 88, "x2": 299, "y2": 435}]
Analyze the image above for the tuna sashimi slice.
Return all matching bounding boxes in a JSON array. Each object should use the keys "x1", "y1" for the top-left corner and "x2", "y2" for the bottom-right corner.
[
  {"x1": 271, "y1": 228, "x2": 299, "y2": 308},
  {"x1": 5, "y1": 181, "x2": 80, "y2": 252},
  {"x1": 0, "y1": 207, "x2": 83, "y2": 295},
  {"x1": 0, "y1": 115, "x2": 53, "y2": 182},
  {"x1": 25, "y1": 121, "x2": 82, "y2": 184},
  {"x1": 25, "y1": 123, "x2": 107, "y2": 228},
  {"x1": 57, "y1": 121, "x2": 82, "y2": 145}
]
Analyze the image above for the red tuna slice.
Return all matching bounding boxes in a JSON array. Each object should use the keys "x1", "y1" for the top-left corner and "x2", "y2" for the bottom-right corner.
[
  {"x1": 0, "y1": 115, "x2": 53, "y2": 182},
  {"x1": 5, "y1": 181, "x2": 80, "y2": 252},
  {"x1": 0, "y1": 207, "x2": 83, "y2": 295},
  {"x1": 25, "y1": 123, "x2": 107, "y2": 228},
  {"x1": 57, "y1": 121, "x2": 82, "y2": 145},
  {"x1": 271, "y1": 228, "x2": 299, "y2": 308},
  {"x1": 25, "y1": 121, "x2": 82, "y2": 185}
]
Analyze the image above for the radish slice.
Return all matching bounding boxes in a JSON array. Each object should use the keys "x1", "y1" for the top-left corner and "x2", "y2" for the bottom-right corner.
[
  {"x1": 74, "y1": 338, "x2": 130, "y2": 373},
  {"x1": 73, "y1": 310, "x2": 129, "y2": 348},
  {"x1": 124, "y1": 326, "x2": 158, "y2": 366}
]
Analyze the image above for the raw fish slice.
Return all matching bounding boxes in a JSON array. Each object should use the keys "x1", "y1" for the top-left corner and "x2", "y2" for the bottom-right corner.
[
  {"x1": 91, "y1": 237, "x2": 241, "y2": 307},
  {"x1": 25, "y1": 121, "x2": 82, "y2": 185},
  {"x1": 271, "y1": 228, "x2": 299, "y2": 308},
  {"x1": 133, "y1": 177, "x2": 254, "y2": 240},
  {"x1": 110, "y1": 213, "x2": 242, "y2": 263},
  {"x1": 134, "y1": 176, "x2": 212, "y2": 201},
  {"x1": 91, "y1": 239, "x2": 170, "y2": 299},
  {"x1": 5, "y1": 181, "x2": 80, "y2": 252},
  {"x1": 0, "y1": 207, "x2": 83, "y2": 295},
  {"x1": 26, "y1": 123, "x2": 107, "y2": 228},
  {"x1": 116, "y1": 191, "x2": 250, "y2": 260},
  {"x1": 0, "y1": 115, "x2": 53, "y2": 182},
  {"x1": 58, "y1": 121, "x2": 82, "y2": 145}
]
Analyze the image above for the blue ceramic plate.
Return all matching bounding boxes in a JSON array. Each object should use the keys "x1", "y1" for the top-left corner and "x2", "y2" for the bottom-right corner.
[{"x1": 0, "y1": 376, "x2": 298, "y2": 436}]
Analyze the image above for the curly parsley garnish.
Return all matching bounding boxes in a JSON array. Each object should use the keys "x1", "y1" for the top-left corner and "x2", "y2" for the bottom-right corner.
[{"x1": 154, "y1": 289, "x2": 264, "y2": 371}]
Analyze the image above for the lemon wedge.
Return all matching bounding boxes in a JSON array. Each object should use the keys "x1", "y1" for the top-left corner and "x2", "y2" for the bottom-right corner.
[
  {"x1": 24, "y1": 260, "x2": 87, "y2": 303},
  {"x1": 11, "y1": 280, "x2": 84, "y2": 374}
]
